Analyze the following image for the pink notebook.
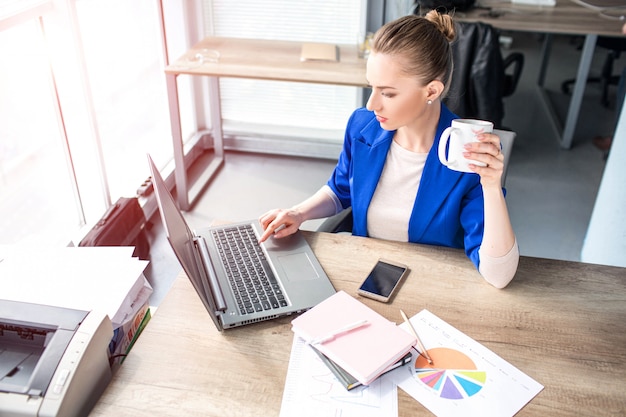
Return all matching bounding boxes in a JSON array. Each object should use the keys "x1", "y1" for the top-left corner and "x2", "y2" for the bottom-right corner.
[{"x1": 291, "y1": 290, "x2": 416, "y2": 385}]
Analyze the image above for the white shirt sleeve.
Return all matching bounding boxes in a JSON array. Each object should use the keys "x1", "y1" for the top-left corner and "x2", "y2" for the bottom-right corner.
[
  {"x1": 320, "y1": 185, "x2": 344, "y2": 216},
  {"x1": 478, "y1": 238, "x2": 520, "y2": 289}
]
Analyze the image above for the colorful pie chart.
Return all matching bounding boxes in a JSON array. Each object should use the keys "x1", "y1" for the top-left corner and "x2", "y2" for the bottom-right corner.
[{"x1": 414, "y1": 347, "x2": 486, "y2": 400}]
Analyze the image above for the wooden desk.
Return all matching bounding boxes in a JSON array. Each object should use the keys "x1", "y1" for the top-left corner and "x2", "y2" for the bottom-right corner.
[
  {"x1": 166, "y1": 37, "x2": 368, "y2": 86},
  {"x1": 91, "y1": 231, "x2": 626, "y2": 416},
  {"x1": 457, "y1": 0, "x2": 625, "y2": 149},
  {"x1": 164, "y1": 37, "x2": 367, "y2": 210}
]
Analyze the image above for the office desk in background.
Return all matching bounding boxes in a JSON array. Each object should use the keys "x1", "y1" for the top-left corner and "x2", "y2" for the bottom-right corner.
[
  {"x1": 91, "y1": 231, "x2": 626, "y2": 416},
  {"x1": 457, "y1": 0, "x2": 625, "y2": 149},
  {"x1": 164, "y1": 37, "x2": 368, "y2": 210}
]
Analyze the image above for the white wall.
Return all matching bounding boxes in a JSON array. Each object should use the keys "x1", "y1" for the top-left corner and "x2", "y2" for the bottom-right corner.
[{"x1": 581, "y1": 103, "x2": 626, "y2": 267}]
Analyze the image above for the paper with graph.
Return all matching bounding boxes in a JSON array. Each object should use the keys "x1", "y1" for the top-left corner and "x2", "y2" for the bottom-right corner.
[
  {"x1": 279, "y1": 336, "x2": 398, "y2": 417},
  {"x1": 387, "y1": 309, "x2": 544, "y2": 417}
]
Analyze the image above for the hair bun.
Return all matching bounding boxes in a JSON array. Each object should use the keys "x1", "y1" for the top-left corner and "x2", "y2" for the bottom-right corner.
[{"x1": 424, "y1": 10, "x2": 456, "y2": 43}]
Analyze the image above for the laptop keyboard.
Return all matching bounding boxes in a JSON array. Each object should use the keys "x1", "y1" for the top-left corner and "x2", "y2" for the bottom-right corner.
[{"x1": 213, "y1": 224, "x2": 288, "y2": 315}]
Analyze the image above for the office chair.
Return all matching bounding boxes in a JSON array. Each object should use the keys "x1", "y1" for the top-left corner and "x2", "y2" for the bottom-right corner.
[
  {"x1": 496, "y1": 128, "x2": 516, "y2": 187},
  {"x1": 316, "y1": 128, "x2": 516, "y2": 234},
  {"x1": 444, "y1": 21, "x2": 525, "y2": 129},
  {"x1": 561, "y1": 36, "x2": 626, "y2": 108}
]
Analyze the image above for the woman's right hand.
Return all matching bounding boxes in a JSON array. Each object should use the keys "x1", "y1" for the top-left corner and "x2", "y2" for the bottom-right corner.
[{"x1": 258, "y1": 208, "x2": 304, "y2": 243}]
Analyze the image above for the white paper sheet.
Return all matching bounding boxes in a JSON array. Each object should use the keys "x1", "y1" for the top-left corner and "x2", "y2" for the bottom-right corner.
[
  {"x1": 386, "y1": 310, "x2": 544, "y2": 417},
  {"x1": 279, "y1": 336, "x2": 398, "y2": 417},
  {"x1": 0, "y1": 246, "x2": 150, "y2": 328}
]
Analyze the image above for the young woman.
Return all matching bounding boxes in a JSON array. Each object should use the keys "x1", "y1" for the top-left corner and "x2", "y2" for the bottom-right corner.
[{"x1": 259, "y1": 11, "x2": 519, "y2": 288}]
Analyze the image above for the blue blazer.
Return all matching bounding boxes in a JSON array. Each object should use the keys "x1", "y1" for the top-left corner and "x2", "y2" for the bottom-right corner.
[{"x1": 327, "y1": 104, "x2": 486, "y2": 269}]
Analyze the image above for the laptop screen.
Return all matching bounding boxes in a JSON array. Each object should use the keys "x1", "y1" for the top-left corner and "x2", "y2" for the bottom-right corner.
[{"x1": 147, "y1": 155, "x2": 219, "y2": 321}]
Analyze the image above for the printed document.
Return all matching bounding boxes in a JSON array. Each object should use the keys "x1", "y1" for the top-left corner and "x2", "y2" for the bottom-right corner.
[
  {"x1": 279, "y1": 336, "x2": 398, "y2": 417},
  {"x1": 387, "y1": 310, "x2": 544, "y2": 417}
]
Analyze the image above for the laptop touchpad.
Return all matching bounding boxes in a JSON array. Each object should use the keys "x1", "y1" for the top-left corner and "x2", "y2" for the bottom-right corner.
[{"x1": 278, "y1": 253, "x2": 320, "y2": 281}]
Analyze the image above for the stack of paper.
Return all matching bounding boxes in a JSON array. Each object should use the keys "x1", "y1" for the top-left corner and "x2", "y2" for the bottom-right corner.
[
  {"x1": 291, "y1": 290, "x2": 415, "y2": 386},
  {"x1": 0, "y1": 246, "x2": 150, "y2": 327},
  {"x1": 0, "y1": 245, "x2": 152, "y2": 363}
]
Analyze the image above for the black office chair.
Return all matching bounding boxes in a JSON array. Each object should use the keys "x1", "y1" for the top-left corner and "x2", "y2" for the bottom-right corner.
[
  {"x1": 316, "y1": 207, "x2": 353, "y2": 234},
  {"x1": 561, "y1": 36, "x2": 626, "y2": 108},
  {"x1": 444, "y1": 21, "x2": 525, "y2": 129}
]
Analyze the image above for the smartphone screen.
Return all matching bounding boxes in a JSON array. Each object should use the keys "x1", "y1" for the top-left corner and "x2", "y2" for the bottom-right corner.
[{"x1": 357, "y1": 259, "x2": 409, "y2": 302}]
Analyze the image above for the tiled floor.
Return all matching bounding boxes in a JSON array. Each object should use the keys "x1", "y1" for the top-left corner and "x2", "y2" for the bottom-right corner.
[{"x1": 144, "y1": 32, "x2": 621, "y2": 306}]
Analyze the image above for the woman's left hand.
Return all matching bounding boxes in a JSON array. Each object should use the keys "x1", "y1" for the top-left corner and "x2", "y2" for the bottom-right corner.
[{"x1": 463, "y1": 132, "x2": 505, "y2": 188}]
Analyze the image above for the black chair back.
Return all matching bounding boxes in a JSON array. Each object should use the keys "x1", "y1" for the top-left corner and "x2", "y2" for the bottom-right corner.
[{"x1": 445, "y1": 21, "x2": 524, "y2": 129}]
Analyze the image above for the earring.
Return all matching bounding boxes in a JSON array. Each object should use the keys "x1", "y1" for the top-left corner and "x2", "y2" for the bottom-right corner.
[{"x1": 427, "y1": 99, "x2": 433, "y2": 105}]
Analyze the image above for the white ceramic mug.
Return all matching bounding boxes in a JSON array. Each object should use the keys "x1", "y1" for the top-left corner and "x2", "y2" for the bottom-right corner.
[{"x1": 438, "y1": 119, "x2": 493, "y2": 173}]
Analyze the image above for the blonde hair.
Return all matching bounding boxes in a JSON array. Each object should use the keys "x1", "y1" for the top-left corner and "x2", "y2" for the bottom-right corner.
[{"x1": 370, "y1": 11, "x2": 456, "y2": 96}]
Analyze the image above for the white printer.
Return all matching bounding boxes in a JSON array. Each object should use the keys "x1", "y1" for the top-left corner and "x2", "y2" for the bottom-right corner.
[{"x1": 0, "y1": 300, "x2": 112, "y2": 417}]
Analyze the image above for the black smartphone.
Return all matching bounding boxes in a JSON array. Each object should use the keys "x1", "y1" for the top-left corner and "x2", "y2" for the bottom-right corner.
[{"x1": 357, "y1": 259, "x2": 409, "y2": 303}]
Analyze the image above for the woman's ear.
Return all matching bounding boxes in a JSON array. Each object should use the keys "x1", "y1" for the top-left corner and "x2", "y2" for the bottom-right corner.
[{"x1": 426, "y1": 80, "x2": 445, "y2": 102}]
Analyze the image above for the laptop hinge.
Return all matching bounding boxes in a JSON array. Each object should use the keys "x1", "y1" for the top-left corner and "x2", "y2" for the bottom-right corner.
[{"x1": 194, "y1": 236, "x2": 227, "y2": 312}]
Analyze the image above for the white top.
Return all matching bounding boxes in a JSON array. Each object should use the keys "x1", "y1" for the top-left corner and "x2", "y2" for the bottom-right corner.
[{"x1": 367, "y1": 140, "x2": 426, "y2": 241}]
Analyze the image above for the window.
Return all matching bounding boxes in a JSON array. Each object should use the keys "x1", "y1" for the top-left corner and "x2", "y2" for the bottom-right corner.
[
  {"x1": 0, "y1": 19, "x2": 80, "y2": 245},
  {"x1": 205, "y1": 0, "x2": 365, "y2": 145},
  {"x1": 0, "y1": 0, "x2": 372, "y2": 246},
  {"x1": 0, "y1": 0, "x2": 180, "y2": 245},
  {"x1": 74, "y1": 0, "x2": 174, "y2": 201}
]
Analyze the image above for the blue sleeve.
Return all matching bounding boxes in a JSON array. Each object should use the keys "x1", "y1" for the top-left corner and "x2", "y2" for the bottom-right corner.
[
  {"x1": 460, "y1": 182, "x2": 485, "y2": 269},
  {"x1": 326, "y1": 110, "x2": 361, "y2": 210}
]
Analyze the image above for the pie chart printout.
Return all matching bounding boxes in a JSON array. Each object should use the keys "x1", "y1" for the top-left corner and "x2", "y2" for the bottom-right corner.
[{"x1": 414, "y1": 347, "x2": 486, "y2": 400}]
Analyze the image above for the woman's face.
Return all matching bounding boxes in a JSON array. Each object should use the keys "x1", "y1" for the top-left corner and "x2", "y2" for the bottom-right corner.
[{"x1": 365, "y1": 52, "x2": 431, "y2": 131}]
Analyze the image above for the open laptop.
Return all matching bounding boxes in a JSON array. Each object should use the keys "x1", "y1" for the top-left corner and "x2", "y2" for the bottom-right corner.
[{"x1": 147, "y1": 155, "x2": 336, "y2": 331}]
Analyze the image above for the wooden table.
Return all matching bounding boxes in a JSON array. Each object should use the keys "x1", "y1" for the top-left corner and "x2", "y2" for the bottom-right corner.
[
  {"x1": 163, "y1": 37, "x2": 367, "y2": 210},
  {"x1": 457, "y1": 0, "x2": 625, "y2": 149},
  {"x1": 91, "y1": 231, "x2": 626, "y2": 416}
]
